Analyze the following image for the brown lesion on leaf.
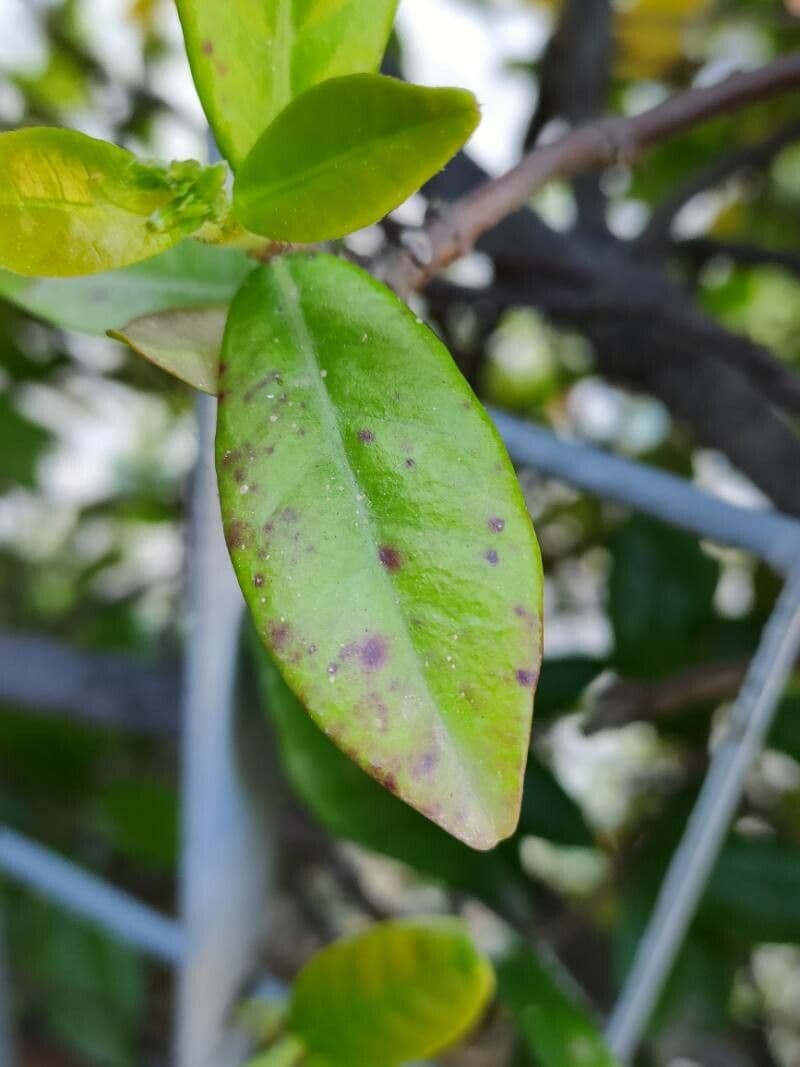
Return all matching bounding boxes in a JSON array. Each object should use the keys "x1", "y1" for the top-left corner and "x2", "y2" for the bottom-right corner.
[
  {"x1": 357, "y1": 428, "x2": 375, "y2": 444},
  {"x1": 225, "y1": 520, "x2": 253, "y2": 551},
  {"x1": 253, "y1": 573, "x2": 265, "y2": 588},
  {"x1": 378, "y1": 545, "x2": 403, "y2": 572},
  {"x1": 268, "y1": 622, "x2": 290, "y2": 650},
  {"x1": 201, "y1": 39, "x2": 214, "y2": 55}
]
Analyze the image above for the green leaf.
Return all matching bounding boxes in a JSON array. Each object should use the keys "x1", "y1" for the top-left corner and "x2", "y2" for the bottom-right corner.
[
  {"x1": 0, "y1": 241, "x2": 253, "y2": 336},
  {"x1": 287, "y1": 919, "x2": 494, "y2": 1067},
  {"x1": 255, "y1": 637, "x2": 533, "y2": 915},
  {"x1": 110, "y1": 306, "x2": 225, "y2": 394},
  {"x1": 218, "y1": 254, "x2": 542, "y2": 849},
  {"x1": 0, "y1": 128, "x2": 227, "y2": 277},
  {"x1": 176, "y1": 0, "x2": 399, "y2": 168},
  {"x1": 519, "y1": 758, "x2": 593, "y2": 847},
  {"x1": 609, "y1": 518, "x2": 718, "y2": 677},
  {"x1": 233, "y1": 75, "x2": 480, "y2": 242},
  {"x1": 246, "y1": 1036, "x2": 305, "y2": 1067},
  {"x1": 498, "y1": 944, "x2": 619, "y2": 1067},
  {"x1": 0, "y1": 395, "x2": 49, "y2": 489}
]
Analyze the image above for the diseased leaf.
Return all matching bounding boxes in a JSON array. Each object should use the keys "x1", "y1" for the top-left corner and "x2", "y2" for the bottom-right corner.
[
  {"x1": 288, "y1": 920, "x2": 494, "y2": 1067},
  {"x1": 498, "y1": 943, "x2": 620, "y2": 1067},
  {"x1": 0, "y1": 128, "x2": 227, "y2": 277},
  {"x1": 218, "y1": 254, "x2": 542, "y2": 850},
  {"x1": 234, "y1": 75, "x2": 480, "y2": 242},
  {"x1": 255, "y1": 637, "x2": 533, "y2": 915},
  {"x1": 110, "y1": 306, "x2": 225, "y2": 394},
  {"x1": 176, "y1": 0, "x2": 399, "y2": 168}
]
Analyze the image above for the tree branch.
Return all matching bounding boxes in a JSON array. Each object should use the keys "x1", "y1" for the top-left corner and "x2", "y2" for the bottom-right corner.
[
  {"x1": 382, "y1": 54, "x2": 800, "y2": 296},
  {"x1": 638, "y1": 115, "x2": 800, "y2": 248},
  {"x1": 675, "y1": 236, "x2": 800, "y2": 278}
]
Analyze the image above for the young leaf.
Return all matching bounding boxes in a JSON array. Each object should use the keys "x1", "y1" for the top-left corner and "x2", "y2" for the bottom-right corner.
[
  {"x1": 217, "y1": 254, "x2": 543, "y2": 850},
  {"x1": 176, "y1": 0, "x2": 398, "y2": 168},
  {"x1": 110, "y1": 307, "x2": 226, "y2": 395},
  {"x1": 287, "y1": 920, "x2": 494, "y2": 1066},
  {"x1": 233, "y1": 75, "x2": 480, "y2": 242},
  {"x1": 0, "y1": 129, "x2": 227, "y2": 277},
  {"x1": 255, "y1": 637, "x2": 533, "y2": 914},
  {"x1": 498, "y1": 943, "x2": 620, "y2": 1067},
  {"x1": 0, "y1": 242, "x2": 252, "y2": 336}
]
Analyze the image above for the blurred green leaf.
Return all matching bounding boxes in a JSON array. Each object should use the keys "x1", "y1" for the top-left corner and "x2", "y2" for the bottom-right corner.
[
  {"x1": 176, "y1": 0, "x2": 398, "y2": 167},
  {"x1": 287, "y1": 919, "x2": 494, "y2": 1067},
  {"x1": 609, "y1": 517, "x2": 718, "y2": 676},
  {"x1": 0, "y1": 395, "x2": 49, "y2": 489},
  {"x1": 0, "y1": 129, "x2": 227, "y2": 276},
  {"x1": 0, "y1": 240, "x2": 253, "y2": 335},
  {"x1": 93, "y1": 779, "x2": 178, "y2": 870},
  {"x1": 535, "y1": 657, "x2": 607, "y2": 723},
  {"x1": 219, "y1": 254, "x2": 541, "y2": 849},
  {"x1": 110, "y1": 305, "x2": 226, "y2": 394},
  {"x1": 497, "y1": 942, "x2": 619, "y2": 1067},
  {"x1": 519, "y1": 758, "x2": 593, "y2": 848},
  {"x1": 234, "y1": 75, "x2": 479, "y2": 242}
]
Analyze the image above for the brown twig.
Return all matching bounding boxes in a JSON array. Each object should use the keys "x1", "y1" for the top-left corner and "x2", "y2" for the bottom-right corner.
[{"x1": 382, "y1": 54, "x2": 800, "y2": 296}]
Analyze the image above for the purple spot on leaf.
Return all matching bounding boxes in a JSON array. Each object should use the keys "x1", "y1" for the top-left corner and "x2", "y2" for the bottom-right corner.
[
  {"x1": 357, "y1": 429, "x2": 375, "y2": 444},
  {"x1": 253, "y1": 574, "x2": 265, "y2": 588},
  {"x1": 516, "y1": 669, "x2": 536, "y2": 688},
  {"x1": 488, "y1": 517, "x2": 506, "y2": 533},
  {"x1": 378, "y1": 545, "x2": 403, "y2": 572},
  {"x1": 485, "y1": 548, "x2": 499, "y2": 566},
  {"x1": 361, "y1": 635, "x2": 389, "y2": 671}
]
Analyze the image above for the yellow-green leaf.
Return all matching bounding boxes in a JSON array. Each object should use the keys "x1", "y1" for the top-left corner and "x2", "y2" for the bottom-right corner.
[
  {"x1": 176, "y1": 0, "x2": 399, "y2": 168},
  {"x1": 287, "y1": 920, "x2": 494, "y2": 1067},
  {"x1": 0, "y1": 128, "x2": 227, "y2": 277},
  {"x1": 217, "y1": 254, "x2": 543, "y2": 849},
  {"x1": 110, "y1": 306, "x2": 226, "y2": 394},
  {"x1": 233, "y1": 75, "x2": 480, "y2": 242}
]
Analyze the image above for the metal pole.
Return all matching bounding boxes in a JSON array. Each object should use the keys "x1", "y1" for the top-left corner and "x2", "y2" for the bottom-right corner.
[
  {"x1": 605, "y1": 560, "x2": 800, "y2": 1062},
  {"x1": 493, "y1": 409, "x2": 800, "y2": 574},
  {"x1": 0, "y1": 827, "x2": 182, "y2": 964},
  {"x1": 175, "y1": 395, "x2": 274, "y2": 1067}
]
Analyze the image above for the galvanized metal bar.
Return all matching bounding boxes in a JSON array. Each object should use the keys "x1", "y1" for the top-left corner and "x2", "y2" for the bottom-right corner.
[
  {"x1": 175, "y1": 394, "x2": 274, "y2": 1067},
  {"x1": 0, "y1": 827, "x2": 182, "y2": 964},
  {"x1": 493, "y1": 409, "x2": 800, "y2": 574},
  {"x1": 605, "y1": 560, "x2": 800, "y2": 1062}
]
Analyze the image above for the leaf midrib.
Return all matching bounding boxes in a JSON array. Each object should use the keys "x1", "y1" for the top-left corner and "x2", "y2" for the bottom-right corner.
[{"x1": 271, "y1": 258, "x2": 492, "y2": 836}]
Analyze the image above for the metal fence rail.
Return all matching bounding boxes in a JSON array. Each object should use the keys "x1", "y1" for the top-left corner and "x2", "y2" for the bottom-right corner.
[{"x1": 2, "y1": 410, "x2": 800, "y2": 1066}]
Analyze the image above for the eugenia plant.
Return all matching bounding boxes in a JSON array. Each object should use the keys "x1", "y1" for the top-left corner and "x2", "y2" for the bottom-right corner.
[{"x1": 0, "y1": 0, "x2": 543, "y2": 852}]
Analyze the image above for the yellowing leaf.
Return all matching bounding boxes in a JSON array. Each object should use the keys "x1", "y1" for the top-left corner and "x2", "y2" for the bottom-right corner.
[
  {"x1": 288, "y1": 920, "x2": 494, "y2": 1066},
  {"x1": 234, "y1": 75, "x2": 479, "y2": 243},
  {"x1": 217, "y1": 254, "x2": 543, "y2": 850},
  {"x1": 176, "y1": 0, "x2": 399, "y2": 168},
  {"x1": 0, "y1": 128, "x2": 227, "y2": 277}
]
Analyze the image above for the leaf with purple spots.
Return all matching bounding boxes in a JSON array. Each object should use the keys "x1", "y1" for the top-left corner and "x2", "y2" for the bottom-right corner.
[{"x1": 217, "y1": 253, "x2": 543, "y2": 850}]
